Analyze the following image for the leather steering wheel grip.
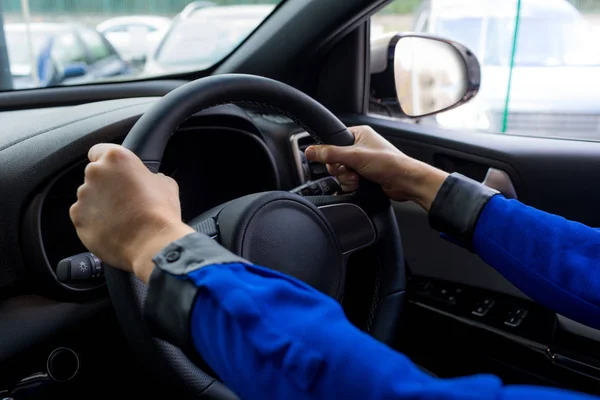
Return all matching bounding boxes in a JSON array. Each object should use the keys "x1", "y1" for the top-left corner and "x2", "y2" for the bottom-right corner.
[{"x1": 122, "y1": 74, "x2": 355, "y2": 164}]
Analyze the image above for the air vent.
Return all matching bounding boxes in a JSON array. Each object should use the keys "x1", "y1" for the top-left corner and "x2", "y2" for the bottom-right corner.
[{"x1": 289, "y1": 131, "x2": 328, "y2": 184}]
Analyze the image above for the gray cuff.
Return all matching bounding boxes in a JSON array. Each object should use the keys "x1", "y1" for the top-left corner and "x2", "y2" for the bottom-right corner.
[
  {"x1": 143, "y1": 232, "x2": 250, "y2": 356},
  {"x1": 428, "y1": 173, "x2": 499, "y2": 249}
]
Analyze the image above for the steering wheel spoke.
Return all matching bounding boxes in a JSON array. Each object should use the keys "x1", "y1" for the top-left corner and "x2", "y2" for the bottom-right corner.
[
  {"x1": 305, "y1": 193, "x2": 378, "y2": 257},
  {"x1": 190, "y1": 217, "x2": 220, "y2": 241}
]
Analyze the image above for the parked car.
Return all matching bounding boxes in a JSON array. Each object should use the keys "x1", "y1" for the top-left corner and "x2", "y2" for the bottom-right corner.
[
  {"x1": 411, "y1": 0, "x2": 600, "y2": 138},
  {"x1": 97, "y1": 16, "x2": 172, "y2": 66},
  {"x1": 5, "y1": 23, "x2": 133, "y2": 89},
  {"x1": 179, "y1": 1, "x2": 217, "y2": 19},
  {"x1": 143, "y1": 4, "x2": 275, "y2": 75}
]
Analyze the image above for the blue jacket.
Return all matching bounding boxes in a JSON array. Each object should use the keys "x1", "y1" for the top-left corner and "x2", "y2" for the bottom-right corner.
[{"x1": 144, "y1": 176, "x2": 600, "y2": 399}]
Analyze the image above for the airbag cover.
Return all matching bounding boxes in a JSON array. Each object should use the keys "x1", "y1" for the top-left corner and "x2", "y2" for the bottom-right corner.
[{"x1": 216, "y1": 191, "x2": 344, "y2": 299}]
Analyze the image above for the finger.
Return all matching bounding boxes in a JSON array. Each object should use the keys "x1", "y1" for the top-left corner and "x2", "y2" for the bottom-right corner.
[
  {"x1": 337, "y1": 164, "x2": 350, "y2": 174},
  {"x1": 336, "y1": 172, "x2": 359, "y2": 187},
  {"x1": 347, "y1": 126, "x2": 365, "y2": 142},
  {"x1": 326, "y1": 163, "x2": 337, "y2": 175},
  {"x1": 347, "y1": 126, "x2": 361, "y2": 137},
  {"x1": 76, "y1": 183, "x2": 89, "y2": 200},
  {"x1": 69, "y1": 202, "x2": 83, "y2": 227},
  {"x1": 305, "y1": 145, "x2": 354, "y2": 166},
  {"x1": 326, "y1": 163, "x2": 346, "y2": 176},
  {"x1": 340, "y1": 181, "x2": 359, "y2": 193},
  {"x1": 88, "y1": 143, "x2": 124, "y2": 163}
]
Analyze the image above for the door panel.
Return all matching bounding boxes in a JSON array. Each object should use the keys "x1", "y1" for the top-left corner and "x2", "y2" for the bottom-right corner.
[
  {"x1": 346, "y1": 114, "x2": 600, "y2": 305},
  {"x1": 341, "y1": 114, "x2": 600, "y2": 392},
  {"x1": 392, "y1": 201, "x2": 527, "y2": 299}
]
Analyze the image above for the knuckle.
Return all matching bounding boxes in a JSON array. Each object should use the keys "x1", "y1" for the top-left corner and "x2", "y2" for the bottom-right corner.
[
  {"x1": 103, "y1": 146, "x2": 126, "y2": 163},
  {"x1": 167, "y1": 176, "x2": 179, "y2": 190},
  {"x1": 69, "y1": 203, "x2": 80, "y2": 225},
  {"x1": 76, "y1": 184, "x2": 87, "y2": 198},
  {"x1": 84, "y1": 162, "x2": 102, "y2": 179}
]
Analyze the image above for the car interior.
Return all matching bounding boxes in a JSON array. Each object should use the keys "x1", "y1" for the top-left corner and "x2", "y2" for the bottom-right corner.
[{"x1": 2, "y1": 0, "x2": 600, "y2": 399}]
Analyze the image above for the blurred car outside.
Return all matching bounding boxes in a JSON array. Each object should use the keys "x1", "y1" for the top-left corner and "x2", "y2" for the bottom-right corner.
[
  {"x1": 97, "y1": 15, "x2": 172, "y2": 68},
  {"x1": 411, "y1": 0, "x2": 600, "y2": 139},
  {"x1": 143, "y1": 4, "x2": 275, "y2": 76},
  {"x1": 5, "y1": 22, "x2": 133, "y2": 89}
]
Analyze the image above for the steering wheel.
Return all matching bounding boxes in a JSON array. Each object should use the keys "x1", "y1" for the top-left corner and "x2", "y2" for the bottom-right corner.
[{"x1": 104, "y1": 74, "x2": 406, "y2": 399}]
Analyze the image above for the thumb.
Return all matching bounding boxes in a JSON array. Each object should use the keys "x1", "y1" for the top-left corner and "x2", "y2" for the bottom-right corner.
[{"x1": 305, "y1": 145, "x2": 354, "y2": 166}]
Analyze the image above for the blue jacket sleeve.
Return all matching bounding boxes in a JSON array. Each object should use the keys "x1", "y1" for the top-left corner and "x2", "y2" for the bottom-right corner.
[
  {"x1": 473, "y1": 195, "x2": 600, "y2": 330},
  {"x1": 187, "y1": 262, "x2": 596, "y2": 400}
]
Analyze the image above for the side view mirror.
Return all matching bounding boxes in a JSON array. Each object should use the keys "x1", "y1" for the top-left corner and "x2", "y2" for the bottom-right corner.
[
  {"x1": 370, "y1": 33, "x2": 480, "y2": 118},
  {"x1": 61, "y1": 62, "x2": 88, "y2": 81}
]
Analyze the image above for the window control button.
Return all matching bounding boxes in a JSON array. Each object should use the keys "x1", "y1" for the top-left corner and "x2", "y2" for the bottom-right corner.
[
  {"x1": 504, "y1": 308, "x2": 528, "y2": 328},
  {"x1": 471, "y1": 298, "x2": 495, "y2": 317},
  {"x1": 515, "y1": 308, "x2": 528, "y2": 317},
  {"x1": 472, "y1": 307, "x2": 488, "y2": 316},
  {"x1": 504, "y1": 316, "x2": 524, "y2": 327}
]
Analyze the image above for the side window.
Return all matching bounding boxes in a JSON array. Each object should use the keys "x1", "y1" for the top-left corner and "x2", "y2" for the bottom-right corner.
[
  {"x1": 370, "y1": 0, "x2": 600, "y2": 141},
  {"x1": 79, "y1": 29, "x2": 114, "y2": 63},
  {"x1": 51, "y1": 32, "x2": 87, "y2": 66}
]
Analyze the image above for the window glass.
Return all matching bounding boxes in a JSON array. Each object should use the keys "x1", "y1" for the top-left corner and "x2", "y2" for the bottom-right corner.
[
  {"x1": 79, "y1": 29, "x2": 113, "y2": 62},
  {"x1": 371, "y1": 0, "x2": 600, "y2": 141},
  {"x1": 154, "y1": 6, "x2": 275, "y2": 68},
  {"x1": 0, "y1": 1, "x2": 282, "y2": 90},
  {"x1": 51, "y1": 32, "x2": 87, "y2": 66}
]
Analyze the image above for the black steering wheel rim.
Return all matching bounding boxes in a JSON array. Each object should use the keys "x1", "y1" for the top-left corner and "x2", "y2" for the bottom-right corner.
[{"x1": 105, "y1": 74, "x2": 406, "y2": 399}]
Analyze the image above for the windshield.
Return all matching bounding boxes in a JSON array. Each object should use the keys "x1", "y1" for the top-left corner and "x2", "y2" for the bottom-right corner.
[
  {"x1": 5, "y1": 30, "x2": 50, "y2": 68},
  {"x1": 0, "y1": 1, "x2": 281, "y2": 90},
  {"x1": 437, "y1": 16, "x2": 600, "y2": 67},
  {"x1": 155, "y1": 12, "x2": 271, "y2": 67}
]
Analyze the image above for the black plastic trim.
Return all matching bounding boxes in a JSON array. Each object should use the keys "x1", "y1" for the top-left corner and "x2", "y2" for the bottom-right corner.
[
  {"x1": 176, "y1": 126, "x2": 281, "y2": 190},
  {"x1": 0, "y1": 80, "x2": 187, "y2": 111},
  {"x1": 21, "y1": 159, "x2": 106, "y2": 299}
]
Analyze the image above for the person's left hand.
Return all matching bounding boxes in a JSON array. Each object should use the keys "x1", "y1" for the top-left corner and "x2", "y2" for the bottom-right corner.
[{"x1": 69, "y1": 144, "x2": 193, "y2": 282}]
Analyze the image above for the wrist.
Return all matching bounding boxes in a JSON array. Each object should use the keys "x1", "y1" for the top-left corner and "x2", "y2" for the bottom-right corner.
[
  {"x1": 404, "y1": 159, "x2": 449, "y2": 212},
  {"x1": 129, "y1": 221, "x2": 195, "y2": 283}
]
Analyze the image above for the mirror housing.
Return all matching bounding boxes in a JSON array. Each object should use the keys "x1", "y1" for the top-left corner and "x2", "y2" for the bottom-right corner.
[
  {"x1": 61, "y1": 62, "x2": 88, "y2": 81},
  {"x1": 370, "y1": 32, "x2": 481, "y2": 118}
]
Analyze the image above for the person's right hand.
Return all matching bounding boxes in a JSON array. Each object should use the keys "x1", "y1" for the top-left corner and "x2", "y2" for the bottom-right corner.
[
  {"x1": 70, "y1": 144, "x2": 194, "y2": 283},
  {"x1": 304, "y1": 125, "x2": 448, "y2": 211}
]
